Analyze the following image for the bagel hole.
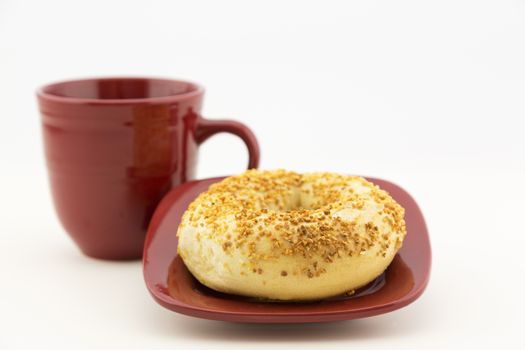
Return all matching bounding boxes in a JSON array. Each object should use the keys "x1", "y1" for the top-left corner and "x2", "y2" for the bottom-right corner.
[{"x1": 270, "y1": 188, "x2": 330, "y2": 213}]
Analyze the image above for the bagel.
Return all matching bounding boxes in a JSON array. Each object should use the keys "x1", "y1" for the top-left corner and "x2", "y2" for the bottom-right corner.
[{"x1": 176, "y1": 169, "x2": 406, "y2": 301}]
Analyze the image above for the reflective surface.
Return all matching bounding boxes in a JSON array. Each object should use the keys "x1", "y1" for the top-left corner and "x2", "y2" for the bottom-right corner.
[{"x1": 143, "y1": 176, "x2": 431, "y2": 323}]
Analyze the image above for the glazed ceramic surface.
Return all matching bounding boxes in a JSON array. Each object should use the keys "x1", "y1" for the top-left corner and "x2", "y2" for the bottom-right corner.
[
  {"x1": 143, "y1": 176, "x2": 431, "y2": 323},
  {"x1": 37, "y1": 78, "x2": 259, "y2": 260}
]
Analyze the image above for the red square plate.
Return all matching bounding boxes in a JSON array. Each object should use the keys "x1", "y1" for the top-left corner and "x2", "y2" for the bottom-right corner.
[{"x1": 143, "y1": 176, "x2": 431, "y2": 323}]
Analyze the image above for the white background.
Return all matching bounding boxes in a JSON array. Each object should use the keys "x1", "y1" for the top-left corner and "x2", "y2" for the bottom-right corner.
[{"x1": 1, "y1": 0, "x2": 524, "y2": 348}]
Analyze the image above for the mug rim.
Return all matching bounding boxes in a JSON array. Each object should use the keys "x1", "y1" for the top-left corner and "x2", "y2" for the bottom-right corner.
[{"x1": 36, "y1": 76, "x2": 204, "y2": 105}]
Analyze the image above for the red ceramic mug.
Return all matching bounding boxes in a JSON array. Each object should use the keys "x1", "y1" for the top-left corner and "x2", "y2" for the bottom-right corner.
[{"x1": 37, "y1": 77, "x2": 260, "y2": 260}]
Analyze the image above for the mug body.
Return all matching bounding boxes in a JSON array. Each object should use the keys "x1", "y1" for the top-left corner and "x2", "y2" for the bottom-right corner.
[{"x1": 38, "y1": 78, "x2": 203, "y2": 259}]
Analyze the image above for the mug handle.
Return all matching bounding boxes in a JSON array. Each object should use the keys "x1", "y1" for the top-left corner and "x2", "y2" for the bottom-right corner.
[{"x1": 195, "y1": 118, "x2": 260, "y2": 169}]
